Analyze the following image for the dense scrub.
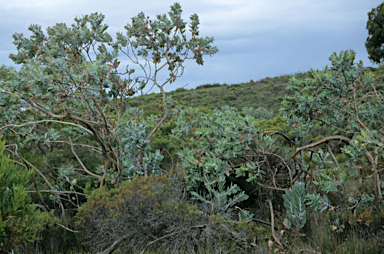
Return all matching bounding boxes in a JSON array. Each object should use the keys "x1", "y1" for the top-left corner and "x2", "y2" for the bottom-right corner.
[
  {"x1": 1, "y1": 6, "x2": 384, "y2": 251},
  {"x1": 76, "y1": 173, "x2": 266, "y2": 253}
]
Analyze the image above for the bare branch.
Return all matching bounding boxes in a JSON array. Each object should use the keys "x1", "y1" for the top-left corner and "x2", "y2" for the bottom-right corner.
[
  {"x1": 327, "y1": 143, "x2": 340, "y2": 170},
  {"x1": 30, "y1": 174, "x2": 51, "y2": 212},
  {"x1": 292, "y1": 135, "x2": 352, "y2": 157},
  {"x1": 1, "y1": 120, "x2": 92, "y2": 134},
  {"x1": 146, "y1": 84, "x2": 168, "y2": 140},
  {"x1": 69, "y1": 138, "x2": 101, "y2": 179},
  {"x1": 235, "y1": 206, "x2": 278, "y2": 230},
  {"x1": 26, "y1": 190, "x2": 89, "y2": 196},
  {"x1": 256, "y1": 182, "x2": 286, "y2": 192},
  {"x1": 55, "y1": 223, "x2": 80, "y2": 233},
  {"x1": 268, "y1": 200, "x2": 284, "y2": 250},
  {"x1": 49, "y1": 141, "x2": 101, "y2": 153}
]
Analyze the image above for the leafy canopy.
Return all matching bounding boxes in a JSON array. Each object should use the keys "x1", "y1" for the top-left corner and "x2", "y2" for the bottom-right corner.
[
  {"x1": 366, "y1": 2, "x2": 384, "y2": 64},
  {"x1": 281, "y1": 49, "x2": 384, "y2": 210},
  {"x1": 0, "y1": 3, "x2": 218, "y2": 189}
]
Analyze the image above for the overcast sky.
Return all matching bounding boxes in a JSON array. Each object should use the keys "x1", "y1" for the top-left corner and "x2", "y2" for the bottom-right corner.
[{"x1": 0, "y1": 0, "x2": 382, "y2": 92}]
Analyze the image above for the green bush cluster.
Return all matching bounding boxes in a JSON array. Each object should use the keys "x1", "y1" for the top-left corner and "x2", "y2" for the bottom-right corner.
[{"x1": 0, "y1": 142, "x2": 56, "y2": 252}]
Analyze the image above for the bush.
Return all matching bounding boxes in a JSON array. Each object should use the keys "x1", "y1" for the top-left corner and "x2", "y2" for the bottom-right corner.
[
  {"x1": 0, "y1": 141, "x2": 55, "y2": 253},
  {"x1": 76, "y1": 173, "x2": 251, "y2": 253},
  {"x1": 195, "y1": 83, "x2": 223, "y2": 90},
  {"x1": 242, "y1": 107, "x2": 273, "y2": 120}
]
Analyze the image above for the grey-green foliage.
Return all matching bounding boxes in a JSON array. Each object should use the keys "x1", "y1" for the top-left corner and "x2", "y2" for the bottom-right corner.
[
  {"x1": 280, "y1": 49, "x2": 384, "y2": 209},
  {"x1": 342, "y1": 130, "x2": 384, "y2": 175},
  {"x1": 309, "y1": 149, "x2": 345, "y2": 193},
  {"x1": 175, "y1": 106, "x2": 280, "y2": 211},
  {"x1": 190, "y1": 174, "x2": 248, "y2": 213},
  {"x1": 171, "y1": 106, "x2": 206, "y2": 137},
  {"x1": 118, "y1": 3, "x2": 218, "y2": 67},
  {"x1": 283, "y1": 182, "x2": 306, "y2": 230},
  {"x1": 280, "y1": 50, "x2": 383, "y2": 138},
  {"x1": 0, "y1": 4, "x2": 218, "y2": 203},
  {"x1": 305, "y1": 193, "x2": 332, "y2": 212},
  {"x1": 116, "y1": 119, "x2": 164, "y2": 178},
  {"x1": 242, "y1": 106, "x2": 273, "y2": 120}
]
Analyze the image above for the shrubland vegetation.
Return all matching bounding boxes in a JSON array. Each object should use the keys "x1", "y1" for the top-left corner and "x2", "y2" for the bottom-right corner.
[
  {"x1": 1, "y1": 2, "x2": 384, "y2": 254},
  {"x1": 127, "y1": 73, "x2": 301, "y2": 116}
]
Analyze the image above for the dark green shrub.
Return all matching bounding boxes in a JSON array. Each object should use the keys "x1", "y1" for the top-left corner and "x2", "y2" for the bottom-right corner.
[
  {"x1": 0, "y1": 141, "x2": 56, "y2": 253},
  {"x1": 195, "y1": 83, "x2": 222, "y2": 90},
  {"x1": 76, "y1": 173, "x2": 251, "y2": 253}
]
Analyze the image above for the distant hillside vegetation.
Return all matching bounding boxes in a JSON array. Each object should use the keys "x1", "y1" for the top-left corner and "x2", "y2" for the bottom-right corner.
[{"x1": 126, "y1": 67, "x2": 383, "y2": 115}]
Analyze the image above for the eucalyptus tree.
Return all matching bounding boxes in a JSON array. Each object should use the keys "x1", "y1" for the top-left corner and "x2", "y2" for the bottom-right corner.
[{"x1": 0, "y1": 3, "x2": 217, "y2": 214}]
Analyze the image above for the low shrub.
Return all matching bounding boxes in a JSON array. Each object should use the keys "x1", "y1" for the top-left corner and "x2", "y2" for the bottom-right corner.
[{"x1": 76, "y1": 173, "x2": 253, "y2": 253}]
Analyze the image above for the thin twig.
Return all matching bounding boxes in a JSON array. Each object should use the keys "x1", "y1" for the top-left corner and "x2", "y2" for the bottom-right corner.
[
  {"x1": 235, "y1": 206, "x2": 278, "y2": 230},
  {"x1": 140, "y1": 225, "x2": 207, "y2": 254},
  {"x1": 0, "y1": 119, "x2": 92, "y2": 134},
  {"x1": 162, "y1": 147, "x2": 174, "y2": 169},
  {"x1": 30, "y1": 174, "x2": 51, "y2": 212},
  {"x1": 256, "y1": 182, "x2": 286, "y2": 192},
  {"x1": 146, "y1": 84, "x2": 168, "y2": 140},
  {"x1": 298, "y1": 249, "x2": 321, "y2": 254},
  {"x1": 96, "y1": 234, "x2": 131, "y2": 254},
  {"x1": 268, "y1": 200, "x2": 284, "y2": 250},
  {"x1": 55, "y1": 223, "x2": 79, "y2": 233},
  {"x1": 261, "y1": 131, "x2": 294, "y2": 147},
  {"x1": 327, "y1": 143, "x2": 340, "y2": 170},
  {"x1": 25, "y1": 190, "x2": 88, "y2": 196},
  {"x1": 69, "y1": 137, "x2": 101, "y2": 179}
]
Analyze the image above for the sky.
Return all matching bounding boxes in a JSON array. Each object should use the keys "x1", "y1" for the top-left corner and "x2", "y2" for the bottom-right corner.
[{"x1": 0, "y1": 0, "x2": 383, "y2": 92}]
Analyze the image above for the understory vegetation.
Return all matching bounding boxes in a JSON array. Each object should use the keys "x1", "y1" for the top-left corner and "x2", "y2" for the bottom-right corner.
[{"x1": 1, "y1": 3, "x2": 384, "y2": 254}]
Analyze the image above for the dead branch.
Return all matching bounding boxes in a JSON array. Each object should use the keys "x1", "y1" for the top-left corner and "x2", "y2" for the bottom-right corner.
[
  {"x1": 55, "y1": 223, "x2": 80, "y2": 233},
  {"x1": 327, "y1": 143, "x2": 340, "y2": 170},
  {"x1": 32, "y1": 204, "x2": 48, "y2": 213},
  {"x1": 96, "y1": 224, "x2": 208, "y2": 254}
]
